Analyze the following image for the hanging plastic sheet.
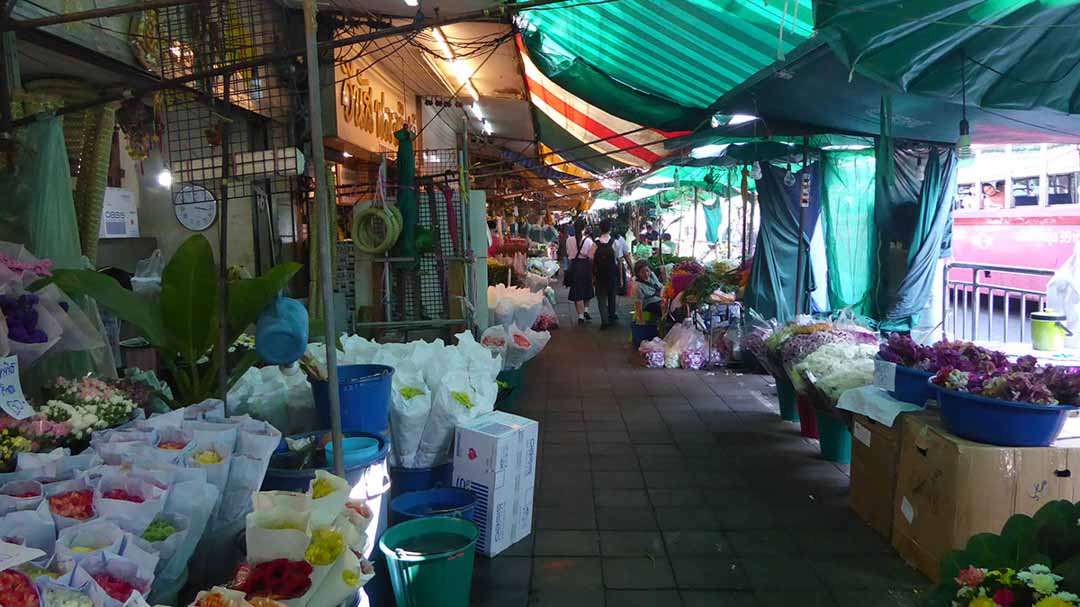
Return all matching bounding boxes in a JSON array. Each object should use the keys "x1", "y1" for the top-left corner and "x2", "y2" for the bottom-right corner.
[
  {"x1": 744, "y1": 162, "x2": 821, "y2": 323},
  {"x1": 0, "y1": 118, "x2": 83, "y2": 268},
  {"x1": 821, "y1": 150, "x2": 877, "y2": 315},
  {"x1": 702, "y1": 198, "x2": 722, "y2": 244},
  {"x1": 875, "y1": 146, "x2": 957, "y2": 332}
]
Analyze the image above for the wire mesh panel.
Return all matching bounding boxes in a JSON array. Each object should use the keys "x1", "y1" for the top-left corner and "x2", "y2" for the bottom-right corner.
[
  {"x1": 333, "y1": 148, "x2": 469, "y2": 332},
  {"x1": 155, "y1": 0, "x2": 302, "y2": 271}
]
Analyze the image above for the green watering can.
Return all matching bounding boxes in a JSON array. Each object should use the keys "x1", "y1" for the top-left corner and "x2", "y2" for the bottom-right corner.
[{"x1": 1031, "y1": 310, "x2": 1073, "y2": 351}]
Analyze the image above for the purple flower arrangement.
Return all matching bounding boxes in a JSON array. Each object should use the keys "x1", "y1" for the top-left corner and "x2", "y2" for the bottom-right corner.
[
  {"x1": 881, "y1": 334, "x2": 1080, "y2": 406},
  {"x1": 0, "y1": 293, "x2": 47, "y2": 344}
]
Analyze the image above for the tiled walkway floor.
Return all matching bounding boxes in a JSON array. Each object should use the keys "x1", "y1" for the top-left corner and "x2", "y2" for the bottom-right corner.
[{"x1": 471, "y1": 291, "x2": 926, "y2": 606}]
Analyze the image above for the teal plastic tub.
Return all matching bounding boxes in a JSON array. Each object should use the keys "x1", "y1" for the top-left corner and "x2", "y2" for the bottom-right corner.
[
  {"x1": 380, "y1": 516, "x2": 478, "y2": 607},
  {"x1": 814, "y1": 409, "x2": 852, "y2": 464}
]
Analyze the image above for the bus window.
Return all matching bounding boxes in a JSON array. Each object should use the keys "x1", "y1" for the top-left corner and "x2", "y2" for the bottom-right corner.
[
  {"x1": 957, "y1": 183, "x2": 977, "y2": 209},
  {"x1": 1049, "y1": 173, "x2": 1078, "y2": 205},
  {"x1": 1012, "y1": 176, "x2": 1039, "y2": 206},
  {"x1": 981, "y1": 181, "x2": 1006, "y2": 209}
]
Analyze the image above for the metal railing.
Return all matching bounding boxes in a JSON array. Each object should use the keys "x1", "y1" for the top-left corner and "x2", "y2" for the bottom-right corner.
[{"x1": 943, "y1": 262, "x2": 1054, "y2": 343}]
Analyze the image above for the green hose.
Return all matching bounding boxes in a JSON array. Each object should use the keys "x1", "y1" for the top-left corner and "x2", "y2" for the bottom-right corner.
[{"x1": 352, "y1": 204, "x2": 403, "y2": 255}]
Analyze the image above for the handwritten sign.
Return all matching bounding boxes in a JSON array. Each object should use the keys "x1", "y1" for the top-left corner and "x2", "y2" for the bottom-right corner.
[
  {"x1": 0, "y1": 541, "x2": 45, "y2": 572},
  {"x1": 0, "y1": 355, "x2": 31, "y2": 420},
  {"x1": 874, "y1": 359, "x2": 897, "y2": 392}
]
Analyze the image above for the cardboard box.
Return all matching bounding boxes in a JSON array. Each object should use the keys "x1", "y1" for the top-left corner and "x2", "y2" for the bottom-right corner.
[
  {"x1": 99, "y1": 188, "x2": 139, "y2": 238},
  {"x1": 891, "y1": 416, "x2": 1080, "y2": 581},
  {"x1": 453, "y1": 411, "x2": 538, "y2": 557},
  {"x1": 849, "y1": 411, "x2": 937, "y2": 540}
]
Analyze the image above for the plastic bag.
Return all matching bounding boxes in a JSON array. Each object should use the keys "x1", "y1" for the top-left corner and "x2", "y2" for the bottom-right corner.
[
  {"x1": 638, "y1": 338, "x2": 665, "y2": 368},
  {"x1": 414, "y1": 370, "x2": 495, "y2": 467},
  {"x1": 493, "y1": 299, "x2": 514, "y2": 329},
  {"x1": 532, "y1": 298, "x2": 559, "y2": 331},
  {"x1": 131, "y1": 250, "x2": 165, "y2": 299},
  {"x1": 388, "y1": 360, "x2": 432, "y2": 469},
  {"x1": 1047, "y1": 242, "x2": 1080, "y2": 348}
]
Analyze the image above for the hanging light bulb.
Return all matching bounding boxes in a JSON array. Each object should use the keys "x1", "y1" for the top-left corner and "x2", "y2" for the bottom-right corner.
[
  {"x1": 750, "y1": 161, "x2": 762, "y2": 180},
  {"x1": 783, "y1": 162, "x2": 796, "y2": 187},
  {"x1": 156, "y1": 168, "x2": 173, "y2": 188}
]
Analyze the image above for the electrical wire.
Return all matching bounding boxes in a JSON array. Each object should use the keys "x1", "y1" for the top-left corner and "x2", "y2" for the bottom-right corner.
[{"x1": 415, "y1": 42, "x2": 501, "y2": 139}]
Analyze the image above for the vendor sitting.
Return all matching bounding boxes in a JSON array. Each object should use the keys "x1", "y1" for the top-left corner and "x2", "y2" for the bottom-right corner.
[{"x1": 634, "y1": 260, "x2": 663, "y2": 323}]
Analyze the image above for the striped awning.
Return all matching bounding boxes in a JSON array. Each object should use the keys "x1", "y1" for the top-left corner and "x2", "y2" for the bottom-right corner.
[{"x1": 517, "y1": 34, "x2": 686, "y2": 170}]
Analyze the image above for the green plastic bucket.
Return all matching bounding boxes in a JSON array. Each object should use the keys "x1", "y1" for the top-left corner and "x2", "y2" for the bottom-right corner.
[
  {"x1": 814, "y1": 409, "x2": 852, "y2": 464},
  {"x1": 379, "y1": 516, "x2": 478, "y2": 607},
  {"x1": 776, "y1": 380, "x2": 800, "y2": 423},
  {"x1": 1031, "y1": 310, "x2": 1070, "y2": 351}
]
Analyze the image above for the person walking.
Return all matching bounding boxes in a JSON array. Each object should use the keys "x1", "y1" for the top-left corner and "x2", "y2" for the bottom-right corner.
[
  {"x1": 565, "y1": 218, "x2": 594, "y2": 325},
  {"x1": 593, "y1": 220, "x2": 620, "y2": 329}
]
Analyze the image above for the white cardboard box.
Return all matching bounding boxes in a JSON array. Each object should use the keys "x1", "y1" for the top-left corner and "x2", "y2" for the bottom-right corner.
[
  {"x1": 99, "y1": 187, "x2": 139, "y2": 238},
  {"x1": 453, "y1": 411, "x2": 538, "y2": 557}
]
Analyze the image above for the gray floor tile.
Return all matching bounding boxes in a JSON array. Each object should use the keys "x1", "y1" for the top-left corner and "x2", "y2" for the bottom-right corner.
[
  {"x1": 740, "y1": 556, "x2": 825, "y2": 590},
  {"x1": 670, "y1": 557, "x2": 748, "y2": 590},
  {"x1": 662, "y1": 531, "x2": 731, "y2": 557},
  {"x1": 533, "y1": 531, "x2": 601, "y2": 556},
  {"x1": 472, "y1": 587, "x2": 530, "y2": 607},
  {"x1": 474, "y1": 556, "x2": 533, "y2": 589},
  {"x1": 532, "y1": 558, "x2": 604, "y2": 590},
  {"x1": 602, "y1": 557, "x2": 676, "y2": 589},
  {"x1": 527, "y1": 589, "x2": 606, "y2": 607},
  {"x1": 648, "y1": 489, "x2": 706, "y2": 507},
  {"x1": 655, "y1": 508, "x2": 722, "y2": 531},
  {"x1": 681, "y1": 591, "x2": 758, "y2": 607},
  {"x1": 594, "y1": 489, "x2": 651, "y2": 509},
  {"x1": 605, "y1": 590, "x2": 682, "y2": 607},
  {"x1": 593, "y1": 470, "x2": 646, "y2": 489},
  {"x1": 597, "y1": 507, "x2": 658, "y2": 530},
  {"x1": 599, "y1": 531, "x2": 666, "y2": 557},
  {"x1": 725, "y1": 530, "x2": 801, "y2": 557}
]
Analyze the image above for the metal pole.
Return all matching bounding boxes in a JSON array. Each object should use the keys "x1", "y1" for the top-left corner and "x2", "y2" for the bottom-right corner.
[
  {"x1": 793, "y1": 137, "x2": 810, "y2": 316},
  {"x1": 217, "y1": 74, "x2": 232, "y2": 400},
  {"x1": 691, "y1": 187, "x2": 698, "y2": 259},
  {"x1": 303, "y1": 0, "x2": 344, "y2": 476},
  {"x1": 726, "y1": 170, "x2": 732, "y2": 260},
  {"x1": 4, "y1": 0, "x2": 198, "y2": 30}
]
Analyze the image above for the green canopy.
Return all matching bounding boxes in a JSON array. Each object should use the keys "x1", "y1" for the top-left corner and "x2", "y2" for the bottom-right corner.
[
  {"x1": 517, "y1": 0, "x2": 813, "y2": 119},
  {"x1": 816, "y1": 1, "x2": 1080, "y2": 116},
  {"x1": 531, "y1": 106, "x2": 632, "y2": 176}
]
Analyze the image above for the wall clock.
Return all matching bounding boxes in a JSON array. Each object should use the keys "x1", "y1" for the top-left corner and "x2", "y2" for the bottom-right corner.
[{"x1": 173, "y1": 183, "x2": 218, "y2": 231}]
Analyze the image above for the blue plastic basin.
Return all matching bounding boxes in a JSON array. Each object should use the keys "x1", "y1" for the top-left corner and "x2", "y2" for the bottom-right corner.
[
  {"x1": 935, "y1": 380, "x2": 1078, "y2": 447},
  {"x1": 390, "y1": 488, "x2": 476, "y2": 524},
  {"x1": 882, "y1": 357, "x2": 934, "y2": 406},
  {"x1": 327, "y1": 437, "x2": 381, "y2": 469}
]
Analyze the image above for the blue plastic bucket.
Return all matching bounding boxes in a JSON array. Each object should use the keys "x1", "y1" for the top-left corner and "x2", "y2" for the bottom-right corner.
[
  {"x1": 391, "y1": 488, "x2": 476, "y2": 525},
  {"x1": 776, "y1": 379, "x2": 800, "y2": 423},
  {"x1": 889, "y1": 363, "x2": 934, "y2": 406},
  {"x1": 814, "y1": 409, "x2": 852, "y2": 464},
  {"x1": 389, "y1": 462, "x2": 453, "y2": 501},
  {"x1": 937, "y1": 382, "x2": 1078, "y2": 447},
  {"x1": 312, "y1": 364, "x2": 395, "y2": 436}
]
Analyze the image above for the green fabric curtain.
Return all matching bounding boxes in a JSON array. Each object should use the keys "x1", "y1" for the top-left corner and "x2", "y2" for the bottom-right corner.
[
  {"x1": 744, "y1": 162, "x2": 820, "y2": 323},
  {"x1": 702, "y1": 199, "x2": 722, "y2": 244},
  {"x1": 821, "y1": 150, "x2": 876, "y2": 315},
  {"x1": 0, "y1": 118, "x2": 83, "y2": 268},
  {"x1": 875, "y1": 145, "x2": 957, "y2": 331},
  {"x1": 393, "y1": 128, "x2": 418, "y2": 270}
]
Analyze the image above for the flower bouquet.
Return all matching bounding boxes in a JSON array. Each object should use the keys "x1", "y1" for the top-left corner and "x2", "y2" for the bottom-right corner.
[
  {"x1": 0, "y1": 567, "x2": 40, "y2": 607},
  {"x1": 42, "y1": 479, "x2": 96, "y2": 530},
  {"x1": 39, "y1": 377, "x2": 138, "y2": 444},
  {"x1": 92, "y1": 471, "x2": 166, "y2": 534}
]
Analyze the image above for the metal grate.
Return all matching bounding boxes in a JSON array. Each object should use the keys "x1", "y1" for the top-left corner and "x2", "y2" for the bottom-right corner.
[{"x1": 156, "y1": 0, "x2": 302, "y2": 271}]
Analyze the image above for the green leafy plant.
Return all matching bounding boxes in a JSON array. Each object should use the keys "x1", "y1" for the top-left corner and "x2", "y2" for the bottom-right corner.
[
  {"x1": 927, "y1": 500, "x2": 1080, "y2": 606},
  {"x1": 34, "y1": 234, "x2": 301, "y2": 406}
]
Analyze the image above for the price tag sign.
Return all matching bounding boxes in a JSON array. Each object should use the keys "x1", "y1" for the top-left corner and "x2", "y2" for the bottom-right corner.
[
  {"x1": 874, "y1": 359, "x2": 897, "y2": 392},
  {"x1": 0, "y1": 355, "x2": 31, "y2": 420}
]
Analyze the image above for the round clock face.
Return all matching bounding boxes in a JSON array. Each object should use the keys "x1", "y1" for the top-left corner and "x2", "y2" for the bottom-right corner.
[{"x1": 173, "y1": 184, "x2": 218, "y2": 231}]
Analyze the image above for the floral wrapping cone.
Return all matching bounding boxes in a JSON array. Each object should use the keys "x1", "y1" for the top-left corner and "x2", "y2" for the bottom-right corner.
[{"x1": 306, "y1": 470, "x2": 349, "y2": 528}]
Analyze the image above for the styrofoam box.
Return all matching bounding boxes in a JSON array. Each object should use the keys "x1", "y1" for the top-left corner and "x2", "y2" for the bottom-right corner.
[
  {"x1": 453, "y1": 411, "x2": 539, "y2": 557},
  {"x1": 99, "y1": 187, "x2": 139, "y2": 238}
]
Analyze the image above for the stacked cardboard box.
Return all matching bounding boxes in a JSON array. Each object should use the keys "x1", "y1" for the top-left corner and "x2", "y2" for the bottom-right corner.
[
  {"x1": 891, "y1": 415, "x2": 1080, "y2": 580},
  {"x1": 453, "y1": 411, "x2": 538, "y2": 557}
]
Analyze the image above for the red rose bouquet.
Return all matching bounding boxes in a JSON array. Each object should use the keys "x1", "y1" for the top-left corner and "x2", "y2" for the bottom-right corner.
[
  {"x1": 231, "y1": 559, "x2": 313, "y2": 600},
  {"x1": 0, "y1": 569, "x2": 39, "y2": 607},
  {"x1": 49, "y1": 489, "x2": 94, "y2": 520}
]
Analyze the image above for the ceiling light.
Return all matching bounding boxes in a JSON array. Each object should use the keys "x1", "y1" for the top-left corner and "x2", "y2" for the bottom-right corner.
[
  {"x1": 463, "y1": 81, "x2": 479, "y2": 102},
  {"x1": 482, "y1": 119, "x2": 493, "y2": 135},
  {"x1": 342, "y1": 151, "x2": 353, "y2": 158},
  {"x1": 727, "y1": 114, "x2": 757, "y2": 125},
  {"x1": 470, "y1": 104, "x2": 484, "y2": 120},
  {"x1": 403, "y1": 0, "x2": 419, "y2": 6},
  {"x1": 156, "y1": 168, "x2": 173, "y2": 188},
  {"x1": 430, "y1": 27, "x2": 452, "y2": 60},
  {"x1": 449, "y1": 60, "x2": 472, "y2": 83},
  {"x1": 820, "y1": 144, "x2": 872, "y2": 151},
  {"x1": 689, "y1": 143, "x2": 729, "y2": 159}
]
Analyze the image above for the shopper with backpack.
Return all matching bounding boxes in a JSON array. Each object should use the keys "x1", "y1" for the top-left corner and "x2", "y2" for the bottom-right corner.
[{"x1": 593, "y1": 219, "x2": 620, "y2": 329}]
